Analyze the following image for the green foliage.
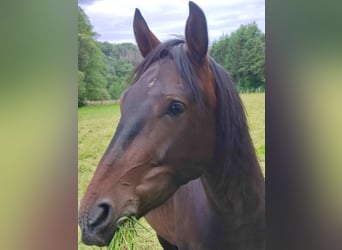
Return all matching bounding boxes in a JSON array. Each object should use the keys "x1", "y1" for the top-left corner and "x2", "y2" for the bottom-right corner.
[
  {"x1": 78, "y1": 6, "x2": 95, "y2": 36},
  {"x1": 210, "y1": 34, "x2": 230, "y2": 66},
  {"x1": 78, "y1": 6, "x2": 139, "y2": 105},
  {"x1": 78, "y1": 6, "x2": 109, "y2": 103},
  {"x1": 78, "y1": 34, "x2": 109, "y2": 100},
  {"x1": 107, "y1": 75, "x2": 126, "y2": 99},
  {"x1": 78, "y1": 71, "x2": 87, "y2": 107},
  {"x1": 99, "y1": 42, "x2": 142, "y2": 66},
  {"x1": 210, "y1": 23, "x2": 265, "y2": 92},
  {"x1": 98, "y1": 41, "x2": 140, "y2": 99}
]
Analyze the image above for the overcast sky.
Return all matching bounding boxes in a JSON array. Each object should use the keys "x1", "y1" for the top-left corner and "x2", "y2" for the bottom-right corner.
[{"x1": 79, "y1": 0, "x2": 264, "y2": 44}]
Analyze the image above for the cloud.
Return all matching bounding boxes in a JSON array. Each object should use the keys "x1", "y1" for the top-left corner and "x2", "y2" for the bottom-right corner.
[{"x1": 80, "y1": 0, "x2": 264, "y2": 44}]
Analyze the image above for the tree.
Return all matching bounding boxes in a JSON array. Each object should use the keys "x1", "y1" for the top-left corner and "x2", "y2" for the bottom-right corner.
[
  {"x1": 209, "y1": 23, "x2": 265, "y2": 92},
  {"x1": 78, "y1": 71, "x2": 87, "y2": 106},
  {"x1": 78, "y1": 6, "x2": 110, "y2": 105},
  {"x1": 78, "y1": 34, "x2": 108, "y2": 100},
  {"x1": 209, "y1": 34, "x2": 230, "y2": 66},
  {"x1": 98, "y1": 42, "x2": 137, "y2": 99},
  {"x1": 227, "y1": 23, "x2": 265, "y2": 91},
  {"x1": 108, "y1": 76, "x2": 127, "y2": 99}
]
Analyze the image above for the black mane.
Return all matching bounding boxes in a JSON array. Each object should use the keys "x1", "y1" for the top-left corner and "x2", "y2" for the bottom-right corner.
[{"x1": 209, "y1": 58, "x2": 261, "y2": 198}]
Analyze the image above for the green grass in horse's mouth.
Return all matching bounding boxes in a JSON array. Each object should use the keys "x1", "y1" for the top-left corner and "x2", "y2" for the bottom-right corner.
[{"x1": 107, "y1": 216, "x2": 154, "y2": 250}]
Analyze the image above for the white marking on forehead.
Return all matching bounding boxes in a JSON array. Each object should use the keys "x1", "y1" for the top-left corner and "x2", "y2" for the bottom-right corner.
[{"x1": 148, "y1": 78, "x2": 156, "y2": 88}]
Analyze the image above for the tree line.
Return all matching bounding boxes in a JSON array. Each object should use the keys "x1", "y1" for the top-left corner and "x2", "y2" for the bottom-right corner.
[
  {"x1": 209, "y1": 23, "x2": 265, "y2": 92},
  {"x1": 78, "y1": 6, "x2": 264, "y2": 106},
  {"x1": 78, "y1": 6, "x2": 141, "y2": 106}
]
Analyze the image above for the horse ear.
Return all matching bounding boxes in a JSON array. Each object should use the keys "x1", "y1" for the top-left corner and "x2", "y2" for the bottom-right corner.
[
  {"x1": 185, "y1": 1, "x2": 208, "y2": 64},
  {"x1": 133, "y1": 8, "x2": 160, "y2": 57}
]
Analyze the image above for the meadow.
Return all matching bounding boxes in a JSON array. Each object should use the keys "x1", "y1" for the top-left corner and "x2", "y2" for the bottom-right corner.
[{"x1": 78, "y1": 93, "x2": 265, "y2": 250}]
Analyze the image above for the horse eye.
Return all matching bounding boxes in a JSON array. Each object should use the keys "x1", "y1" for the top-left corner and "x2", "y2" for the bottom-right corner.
[
  {"x1": 159, "y1": 49, "x2": 169, "y2": 58},
  {"x1": 168, "y1": 101, "x2": 185, "y2": 116}
]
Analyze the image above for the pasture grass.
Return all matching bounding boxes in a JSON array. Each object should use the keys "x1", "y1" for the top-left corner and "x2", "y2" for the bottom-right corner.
[
  {"x1": 78, "y1": 92, "x2": 265, "y2": 249},
  {"x1": 240, "y1": 93, "x2": 265, "y2": 173}
]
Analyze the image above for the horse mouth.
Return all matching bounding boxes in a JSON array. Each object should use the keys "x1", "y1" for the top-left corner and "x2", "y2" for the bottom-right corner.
[
  {"x1": 80, "y1": 214, "x2": 137, "y2": 247},
  {"x1": 81, "y1": 233, "x2": 112, "y2": 247},
  {"x1": 81, "y1": 224, "x2": 117, "y2": 247}
]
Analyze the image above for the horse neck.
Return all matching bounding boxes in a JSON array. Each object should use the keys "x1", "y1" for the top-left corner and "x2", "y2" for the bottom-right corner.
[
  {"x1": 200, "y1": 144, "x2": 265, "y2": 249},
  {"x1": 202, "y1": 156, "x2": 264, "y2": 212}
]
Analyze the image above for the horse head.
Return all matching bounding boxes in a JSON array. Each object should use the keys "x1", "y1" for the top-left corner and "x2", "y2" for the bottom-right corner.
[{"x1": 79, "y1": 2, "x2": 217, "y2": 246}]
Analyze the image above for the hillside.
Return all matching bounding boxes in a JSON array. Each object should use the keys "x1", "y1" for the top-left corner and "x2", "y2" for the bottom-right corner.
[{"x1": 100, "y1": 42, "x2": 142, "y2": 66}]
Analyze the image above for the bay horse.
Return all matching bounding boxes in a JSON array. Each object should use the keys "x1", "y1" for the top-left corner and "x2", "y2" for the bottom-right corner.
[{"x1": 79, "y1": 2, "x2": 265, "y2": 249}]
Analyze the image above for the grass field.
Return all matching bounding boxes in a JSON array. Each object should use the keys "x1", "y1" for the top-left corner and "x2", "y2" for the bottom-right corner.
[{"x1": 78, "y1": 92, "x2": 265, "y2": 249}]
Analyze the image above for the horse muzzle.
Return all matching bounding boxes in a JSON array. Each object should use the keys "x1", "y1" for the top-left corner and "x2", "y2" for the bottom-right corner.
[{"x1": 78, "y1": 201, "x2": 116, "y2": 246}]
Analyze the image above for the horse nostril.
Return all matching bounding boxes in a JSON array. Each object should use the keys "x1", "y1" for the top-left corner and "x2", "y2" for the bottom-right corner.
[{"x1": 89, "y1": 202, "x2": 112, "y2": 228}]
